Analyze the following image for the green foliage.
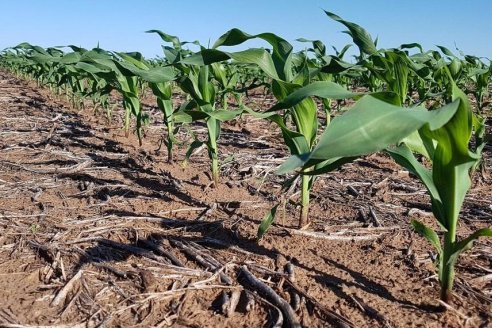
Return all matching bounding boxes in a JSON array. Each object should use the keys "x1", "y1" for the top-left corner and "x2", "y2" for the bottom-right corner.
[{"x1": 387, "y1": 83, "x2": 491, "y2": 302}]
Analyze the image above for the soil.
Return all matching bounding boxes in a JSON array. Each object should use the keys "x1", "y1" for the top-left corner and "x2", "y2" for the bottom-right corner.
[{"x1": 0, "y1": 69, "x2": 491, "y2": 328}]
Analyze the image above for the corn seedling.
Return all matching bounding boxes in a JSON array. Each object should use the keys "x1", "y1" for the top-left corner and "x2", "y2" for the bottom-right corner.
[{"x1": 386, "y1": 81, "x2": 492, "y2": 303}]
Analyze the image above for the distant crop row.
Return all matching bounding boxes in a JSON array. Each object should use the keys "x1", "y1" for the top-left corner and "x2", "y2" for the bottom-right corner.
[{"x1": 1, "y1": 11, "x2": 490, "y2": 305}]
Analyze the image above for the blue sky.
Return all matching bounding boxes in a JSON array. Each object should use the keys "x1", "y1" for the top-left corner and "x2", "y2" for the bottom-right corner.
[{"x1": 2, "y1": 1, "x2": 491, "y2": 59}]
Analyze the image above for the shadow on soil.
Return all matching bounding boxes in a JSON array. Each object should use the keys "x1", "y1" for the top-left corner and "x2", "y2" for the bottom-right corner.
[
  {"x1": 313, "y1": 255, "x2": 442, "y2": 312},
  {"x1": 74, "y1": 211, "x2": 279, "y2": 268}
]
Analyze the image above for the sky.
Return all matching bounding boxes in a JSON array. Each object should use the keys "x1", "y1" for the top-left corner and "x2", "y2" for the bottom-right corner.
[{"x1": 2, "y1": 1, "x2": 491, "y2": 60}]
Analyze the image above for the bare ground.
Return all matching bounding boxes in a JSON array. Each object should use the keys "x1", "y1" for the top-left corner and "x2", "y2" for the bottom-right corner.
[{"x1": 0, "y1": 70, "x2": 491, "y2": 328}]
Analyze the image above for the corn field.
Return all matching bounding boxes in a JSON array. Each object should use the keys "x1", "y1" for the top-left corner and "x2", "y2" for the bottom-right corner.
[{"x1": 0, "y1": 11, "x2": 491, "y2": 328}]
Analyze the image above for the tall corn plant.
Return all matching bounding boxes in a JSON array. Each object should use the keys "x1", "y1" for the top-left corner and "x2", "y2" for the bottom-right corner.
[
  {"x1": 148, "y1": 39, "x2": 244, "y2": 185},
  {"x1": 209, "y1": 14, "x2": 437, "y2": 230},
  {"x1": 386, "y1": 82, "x2": 492, "y2": 303}
]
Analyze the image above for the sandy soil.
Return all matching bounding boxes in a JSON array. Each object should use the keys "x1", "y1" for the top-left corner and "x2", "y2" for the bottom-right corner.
[{"x1": 0, "y1": 70, "x2": 491, "y2": 327}]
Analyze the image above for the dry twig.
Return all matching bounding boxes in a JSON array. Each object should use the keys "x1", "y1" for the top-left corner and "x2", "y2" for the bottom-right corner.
[
  {"x1": 238, "y1": 265, "x2": 301, "y2": 328},
  {"x1": 51, "y1": 270, "x2": 83, "y2": 306}
]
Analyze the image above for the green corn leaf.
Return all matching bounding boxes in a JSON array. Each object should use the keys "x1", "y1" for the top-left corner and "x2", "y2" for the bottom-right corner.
[
  {"x1": 278, "y1": 96, "x2": 459, "y2": 173},
  {"x1": 240, "y1": 105, "x2": 277, "y2": 119},
  {"x1": 448, "y1": 58, "x2": 462, "y2": 78},
  {"x1": 291, "y1": 98, "x2": 318, "y2": 146},
  {"x1": 180, "y1": 48, "x2": 279, "y2": 79},
  {"x1": 211, "y1": 63, "x2": 228, "y2": 87},
  {"x1": 310, "y1": 157, "x2": 357, "y2": 176},
  {"x1": 311, "y1": 96, "x2": 459, "y2": 161},
  {"x1": 150, "y1": 82, "x2": 171, "y2": 100},
  {"x1": 325, "y1": 11, "x2": 378, "y2": 55},
  {"x1": 198, "y1": 65, "x2": 212, "y2": 103},
  {"x1": 207, "y1": 109, "x2": 243, "y2": 121},
  {"x1": 471, "y1": 112, "x2": 486, "y2": 159},
  {"x1": 180, "y1": 49, "x2": 231, "y2": 66},
  {"x1": 448, "y1": 228, "x2": 492, "y2": 266},
  {"x1": 178, "y1": 74, "x2": 204, "y2": 105},
  {"x1": 422, "y1": 84, "x2": 479, "y2": 229},
  {"x1": 319, "y1": 56, "x2": 356, "y2": 74},
  {"x1": 206, "y1": 117, "x2": 220, "y2": 144},
  {"x1": 174, "y1": 110, "x2": 208, "y2": 123},
  {"x1": 75, "y1": 61, "x2": 112, "y2": 74},
  {"x1": 160, "y1": 98, "x2": 174, "y2": 118},
  {"x1": 229, "y1": 49, "x2": 280, "y2": 80},
  {"x1": 213, "y1": 29, "x2": 293, "y2": 61},
  {"x1": 278, "y1": 156, "x2": 356, "y2": 176},
  {"x1": 296, "y1": 38, "x2": 327, "y2": 58},
  {"x1": 162, "y1": 46, "x2": 180, "y2": 63},
  {"x1": 14, "y1": 42, "x2": 41, "y2": 51},
  {"x1": 436, "y1": 45, "x2": 455, "y2": 57},
  {"x1": 184, "y1": 140, "x2": 205, "y2": 164},
  {"x1": 400, "y1": 43, "x2": 424, "y2": 53},
  {"x1": 268, "y1": 81, "x2": 361, "y2": 111},
  {"x1": 257, "y1": 205, "x2": 279, "y2": 240},
  {"x1": 117, "y1": 52, "x2": 148, "y2": 70},
  {"x1": 276, "y1": 154, "x2": 310, "y2": 175},
  {"x1": 127, "y1": 95, "x2": 141, "y2": 116},
  {"x1": 213, "y1": 28, "x2": 292, "y2": 81},
  {"x1": 65, "y1": 45, "x2": 87, "y2": 53},
  {"x1": 117, "y1": 60, "x2": 175, "y2": 83},
  {"x1": 30, "y1": 54, "x2": 58, "y2": 64},
  {"x1": 386, "y1": 144, "x2": 443, "y2": 222},
  {"x1": 181, "y1": 48, "x2": 280, "y2": 80},
  {"x1": 213, "y1": 28, "x2": 257, "y2": 48},
  {"x1": 411, "y1": 220, "x2": 442, "y2": 255},
  {"x1": 398, "y1": 131, "x2": 432, "y2": 159},
  {"x1": 60, "y1": 52, "x2": 81, "y2": 64},
  {"x1": 146, "y1": 30, "x2": 183, "y2": 49}
]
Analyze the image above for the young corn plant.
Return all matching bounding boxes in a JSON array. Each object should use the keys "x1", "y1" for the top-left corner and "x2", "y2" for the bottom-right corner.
[
  {"x1": 326, "y1": 11, "x2": 419, "y2": 107},
  {"x1": 386, "y1": 82, "x2": 492, "y2": 303},
  {"x1": 210, "y1": 62, "x2": 242, "y2": 110},
  {"x1": 466, "y1": 56, "x2": 492, "y2": 112},
  {"x1": 75, "y1": 50, "x2": 145, "y2": 142},
  {"x1": 173, "y1": 62, "x2": 243, "y2": 186},
  {"x1": 256, "y1": 10, "x2": 465, "y2": 234},
  {"x1": 183, "y1": 23, "x2": 457, "y2": 233},
  {"x1": 146, "y1": 30, "x2": 203, "y2": 162},
  {"x1": 206, "y1": 28, "x2": 356, "y2": 228},
  {"x1": 112, "y1": 52, "x2": 177, "y2": 161},
  {"x1": 76, "y1": 49, "x2": 175, "y2": 146},
  {"x1": 59, "y1": 47, "x2": 116, "y2": 120}
]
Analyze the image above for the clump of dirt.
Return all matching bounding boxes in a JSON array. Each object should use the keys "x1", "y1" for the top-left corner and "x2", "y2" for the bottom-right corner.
[{"x1": 0, "y1": 70, "x2": 491, "y2": 327}]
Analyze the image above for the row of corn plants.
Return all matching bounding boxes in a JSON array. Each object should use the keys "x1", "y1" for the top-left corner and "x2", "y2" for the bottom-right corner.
[{"x1": 1, "y1": 10, "x2": 491, "y2": 305}]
